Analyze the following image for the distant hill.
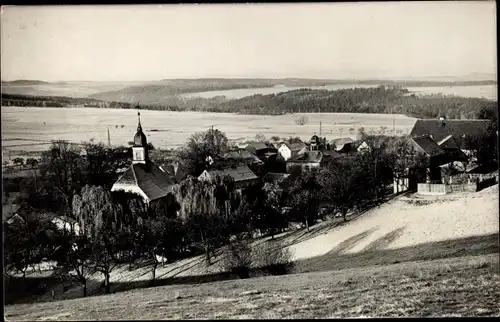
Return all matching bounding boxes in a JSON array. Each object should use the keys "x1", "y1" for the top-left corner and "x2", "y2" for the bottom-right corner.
[{"x1": 1, "y1": 80, "x2": 50, "y2": 85}]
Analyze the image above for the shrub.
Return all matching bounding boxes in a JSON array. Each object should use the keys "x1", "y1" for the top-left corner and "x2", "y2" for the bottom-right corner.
[
  {"x1": 221, "y1": 234, "x2": 253, "y2": 279},
  {"x1": 254, "y1": 241, "x2": 295, "y2": 276},
  {"x1": 295, "y1": 116, "x2": 308, "y2": 125}
]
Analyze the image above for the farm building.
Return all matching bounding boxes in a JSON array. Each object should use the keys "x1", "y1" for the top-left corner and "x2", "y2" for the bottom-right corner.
[
  {"x1": 198, "y1": 164, "x2": 259, "y2": 188},
  {"x1": 278, "y1": 142, "x2": 307, "y2": 161},
  {"x1": 286, "y1": 150, "x2": 341, "y2": 172},
  {"x1": 111, "y1": 112, "x2": 176, "y2": 204},
  {"x1": 409, "y1": 118, "x2": 492, "y2": 158},
  {"x1": 330, "y1": 137, "x2": 355, "y2": 153},
  {"x1": 309, "y1": 135, "x2": 328, "y2": 151},
  {"x1": 51, "y1": 215, "x2": 80, "y2": 236},
  {"x1": 223, "y1": 149, "x2": 264, "y2": 166}
]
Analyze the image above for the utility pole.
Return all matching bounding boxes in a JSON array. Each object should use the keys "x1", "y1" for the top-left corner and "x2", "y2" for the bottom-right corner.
[
  {"x1": 392, "y1": 105, "x2": 395, "y2": 134},
  {"x1": 320, "y1": 121, "x2": 322, "y2": 136},
  {"x1": 107, "y1": 127, "x2": 111, "y2": 147}
]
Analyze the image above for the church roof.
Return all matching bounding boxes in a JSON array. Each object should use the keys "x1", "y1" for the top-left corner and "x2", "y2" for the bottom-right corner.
[{"x1": 114, "y1": 161, "x2": 175, "y2": 201}]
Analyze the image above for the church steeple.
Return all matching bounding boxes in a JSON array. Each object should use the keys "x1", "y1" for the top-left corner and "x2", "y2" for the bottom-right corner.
[{"x1": 132, "y1": 111, "x2": 148, "y2": 164}]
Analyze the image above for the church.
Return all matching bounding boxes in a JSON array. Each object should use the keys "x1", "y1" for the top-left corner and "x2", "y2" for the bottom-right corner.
[{"x1": 111, "y1": 112, "x2": 175, "y2": 205}]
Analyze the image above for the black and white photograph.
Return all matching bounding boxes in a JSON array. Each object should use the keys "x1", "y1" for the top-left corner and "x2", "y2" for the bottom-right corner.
[{"x1": 1, "y1": 2, "x2": 498, "y2": 319}]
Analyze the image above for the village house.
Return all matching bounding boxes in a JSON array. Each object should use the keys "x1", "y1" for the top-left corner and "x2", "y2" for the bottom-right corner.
[
  {"x1": 111, "y1": 112, "x2": 176, "y2": 205},
  {"x1": 410, "y1": 117, "x2": 492, "y2": 160},
  {"x1": 286, "y1": 149, "x2": 342, "y2": 172},
  {"x1": 277, "y1": 142, "x2": 307, "y2": 161},
  {"x1": 198, "y1": 164, "x2": 259, "y2": 188},
  {"x1": 51, "y1": 215, "x2": 81, "y2": 236},
  {"x1": 330, "y1": 137, "x2": 355, "y2": 153}
]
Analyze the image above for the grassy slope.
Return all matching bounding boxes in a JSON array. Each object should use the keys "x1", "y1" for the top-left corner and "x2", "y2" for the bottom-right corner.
[
  {"x1": 5, "y1": 254, "x2": 499, "y2": 319},
  {"x1": 5, "y1": 185, "x2": 499, "y2": 318}
]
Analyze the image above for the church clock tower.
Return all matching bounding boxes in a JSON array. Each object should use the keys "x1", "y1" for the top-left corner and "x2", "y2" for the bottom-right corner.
[{"x1": 132, "y1": 112, "x2": 148, "y2": 164}]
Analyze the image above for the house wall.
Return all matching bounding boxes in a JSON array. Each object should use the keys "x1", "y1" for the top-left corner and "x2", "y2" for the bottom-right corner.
[
  {"x1": 278, "y1": 145, "x2": 292, "y2": 161},
  {"x1": 393, "y1": 177, "x2": 409, "y2": 194}
]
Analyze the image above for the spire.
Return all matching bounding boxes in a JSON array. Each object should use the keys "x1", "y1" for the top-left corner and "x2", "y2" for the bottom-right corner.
[{"x1": 137, "y1": 112, "x2": 142, "y2": 132}]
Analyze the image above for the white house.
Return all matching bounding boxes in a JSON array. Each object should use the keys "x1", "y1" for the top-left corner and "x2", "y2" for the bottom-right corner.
[
  {"x1": 357, "y1": 141, "x2": 371, "y2": 153},
  {"x1": 278, "y1": 142, "x2": 307, "y2": 161},
  {"x1": 111, "y1": 112, "x2": 175, "y2": 205},
  {"x1": 51, "y1": 216, "x2": 81, "y2": 236}
]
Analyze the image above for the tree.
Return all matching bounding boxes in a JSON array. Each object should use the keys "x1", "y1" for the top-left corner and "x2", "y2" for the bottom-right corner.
[
  {"x1": 255, "y1": 133, "x2": 267, "y2": 143},
  {"x1": 91, "y1": 227, "x2": 119, "y2": 294},
  {"x1": 141, "y1": 216, "x2": 167, "y2": 286},
  {"x1": 63, "y1": 235, "x2": 93, "y2": 297},
  {"x1": 13, "y1": 157, "x2": 24, "y2": 169},
  {"x1": 4, "y1": 211, "x2": 59, "y2": 280},
  {"x1": 179, "y1": 128, "x2": 229, "y2": 176},
  {"x1": 26, "y1": 158, "x2": 39, "y2": 168},
  {"x1": 72, "y1": 185, "x2": 123, "y2": 294},
  {"x1": 40, "y1": 141, "x2": 84, "y2": 214},
  {"x1": 287, "y1": 171, "x2": 322, "y2": 232},
  {"x1": 270, "y1": 135, "x2": 281, "y2": 142}
]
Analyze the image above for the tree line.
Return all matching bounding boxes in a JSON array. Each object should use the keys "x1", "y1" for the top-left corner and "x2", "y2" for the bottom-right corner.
[{"x1": 2, "y1": 86, "x2": 497, "y2": 120}]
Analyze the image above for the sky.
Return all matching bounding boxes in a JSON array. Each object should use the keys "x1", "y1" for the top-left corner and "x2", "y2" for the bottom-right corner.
[{"x1": 1, "y1": 2, "x2": 497, "y2": 82}]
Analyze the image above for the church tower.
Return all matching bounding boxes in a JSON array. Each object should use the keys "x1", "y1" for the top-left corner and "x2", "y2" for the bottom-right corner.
[{"x1": 132, "y1": 112, "x2": 148, "y2": 164}]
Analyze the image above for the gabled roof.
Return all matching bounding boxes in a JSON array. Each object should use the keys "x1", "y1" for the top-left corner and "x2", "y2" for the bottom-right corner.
[
  {"x1": 114, "y1": 161, "x2": 175, "y2": 201},
  {"x1": 202, "y1": 165, "x2": 258, "y2": 183},
  {"x1": 288, "y1": 151, "x2": 323, "y2": 163},
  {"x1": 245, "y1": 142, "x2": 268, "y2": 151},
  {"x1": 410, "y1": 119, "x2": 492, "y2": 149},
  {"x1": 330, "y1": 137, "x2": 355, "y2": 146},
  {"x1": 437, "y1": 135, "x2": 460, "y2": 150},
  {"x1": 160, "y1": 162, "x2": 187, "y2": 183},
  {"x1": 281, "y1": 142, "x2": 306, "y2": 152},
  {"x1": 410, "y1": 135, "x2": 446, "y2": 157},
  {"x1": 322, "y1": 150, "x2": 344, "y2": 159},
  {"x1": 223, "y1": 149, "x2": 263, "y2": 164}
]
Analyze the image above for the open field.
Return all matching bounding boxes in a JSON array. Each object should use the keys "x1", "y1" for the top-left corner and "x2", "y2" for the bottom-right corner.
[
  {"x1": 1, "y1": 106, "x2": 416, "y2": 159},
  {"x1": 5, "y1": 254, "x2": 499, "y2": 319}
]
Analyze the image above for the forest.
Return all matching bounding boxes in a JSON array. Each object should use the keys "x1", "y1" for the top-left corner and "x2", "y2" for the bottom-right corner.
[{"x1": 2, "y1": 85, "x2": 498, "y2": 120}]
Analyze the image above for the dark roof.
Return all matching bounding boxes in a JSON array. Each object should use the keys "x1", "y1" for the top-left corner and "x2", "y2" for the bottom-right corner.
[
  {"x1": 410, "y1": 135, "x2": 446, "y2": 157},
  {"x1": 203, "y1": 165, "x2": 258, "y2": 182},
  {"x1": 224, "y1": 149, "x2": 262, "y2": 163},
  {"x1": 322, "y1": 150, "x2": 343, "y2": 159},
  {"x1": 160, "y1": 162, "x2": 187, "y2": 183},
  {"x1": 437, "y1": 135, "x2": 460, "y2": 150},
  {"x1": 410, "y1": 119, "x2": 492, "y2": 149},
  {"x1": 246, "y1": 142, "x2": 268, "y2": 151},
  {"x1": 114, "y1": 161, "x2": 175, "y2": 201},
  {"x1": 288, "y1": 151, "x2": 323, "y2": 163},
  {"x1": 282, "y1": 142, "x2": 306, "y2": 152}
]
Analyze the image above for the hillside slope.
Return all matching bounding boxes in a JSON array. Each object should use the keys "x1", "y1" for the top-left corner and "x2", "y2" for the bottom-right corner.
[{"x1": 9, "y1": 185, "x2": 498, "y2": 307}]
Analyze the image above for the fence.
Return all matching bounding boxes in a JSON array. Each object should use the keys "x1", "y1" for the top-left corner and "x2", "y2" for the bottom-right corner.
[{"x1": 417, "y1": 183, "x2": 447, "y2": 196}]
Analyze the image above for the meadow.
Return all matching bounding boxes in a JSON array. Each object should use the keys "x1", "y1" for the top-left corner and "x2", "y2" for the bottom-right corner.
[{"x1": 1, "y1": 106, "x2": 417, "y2": 160}]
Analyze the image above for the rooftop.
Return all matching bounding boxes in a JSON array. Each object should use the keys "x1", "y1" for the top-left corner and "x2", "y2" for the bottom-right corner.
[
  {"x1": 114, "y1": 161, "x2": 175, "y2": 201},
  {"x1": 203, "y1": 165, "x2": 258, "y2": 182},
  {"x1": 410, "y1": 119, "x2": 492, "y2": 149}
]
